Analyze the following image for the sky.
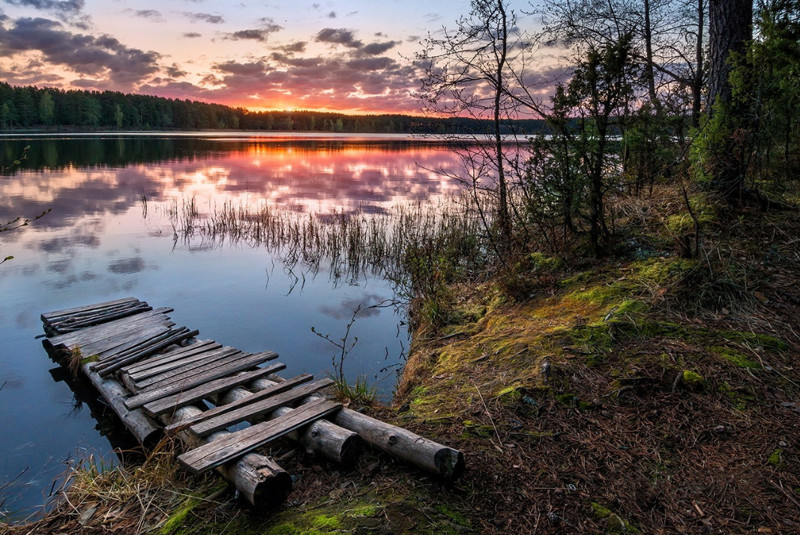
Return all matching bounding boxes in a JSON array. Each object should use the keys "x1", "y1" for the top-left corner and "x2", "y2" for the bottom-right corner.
[{"x1": 0, "y1": 0, "x2": 544, "y2": 114}]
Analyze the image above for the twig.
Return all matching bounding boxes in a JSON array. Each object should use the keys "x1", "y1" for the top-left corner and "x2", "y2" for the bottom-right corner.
[{"x1": 473, "y1": 382, "x2": 503, "y2": 451}]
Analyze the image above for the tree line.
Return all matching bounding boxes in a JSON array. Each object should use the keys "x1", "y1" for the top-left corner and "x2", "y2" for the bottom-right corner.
[{"x1": 0, "y1": 82, "x2": 549, "y2": 134}]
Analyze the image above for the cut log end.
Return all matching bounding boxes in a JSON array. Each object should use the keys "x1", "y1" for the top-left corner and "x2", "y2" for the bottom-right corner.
[
  {"x1": 249, "y1": 467, "x2": 293, "y2": 509},
  {"x1": 434, "y1": 447, "x2": 465, "y2": 482}
]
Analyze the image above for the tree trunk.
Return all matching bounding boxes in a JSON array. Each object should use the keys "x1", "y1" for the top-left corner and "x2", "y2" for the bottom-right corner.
[
  {"x1": 708, "y1": 0, "x2": 752, "y2": 110},
  {"x1": 692, "y1": 0, "x2": 705, "y2": 127},
  {"x1": 707, "y1": 0, "x2": 753, "y2": 200}
]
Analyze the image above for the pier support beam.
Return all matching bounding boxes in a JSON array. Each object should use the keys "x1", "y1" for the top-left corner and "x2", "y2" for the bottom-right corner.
[{"x1": 166, "y1": 405, "x2": 291, "y2": 508}]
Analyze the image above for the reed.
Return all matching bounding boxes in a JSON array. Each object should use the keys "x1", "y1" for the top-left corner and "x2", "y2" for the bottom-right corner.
[{"x1": 167, "y1": 196, "x2": 486, "y2": 296}]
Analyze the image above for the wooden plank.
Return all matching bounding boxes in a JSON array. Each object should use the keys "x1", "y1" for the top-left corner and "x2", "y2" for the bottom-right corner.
[
  {"x1": 92, "y1": 325, "x2": 178, "y2": 360},
  {"x1": 132, "y1": 347, "x2": 244, "y2": 388},
  {"x1": 55, "y1": 303, "x2": 152, "y2": 331},
  {"x1": 80, "y1": 323, "x2": 174, "y2": 358},
  {"x1": 134, "y1": 348, "x2": 278, "y2": 391},
  {"x1": 121, "y1": 340, "x2": 220, "y2": 374},
  {"x1": 124, "y1": 351, "x2": 277, "y2": 410},
  {"x1": 47, "y1": 301, "x2": 149, "y2": 330},
  {"x1": 96, "y1": 328, "x2": 199, "y2": 377},
  {"x1": 94, "y1": 326, "x2": 192, "y2": 365},
  {"x1": 164, "y1": 374, "x2": 314, "y2": 434},
  {"x1": 41, "y1": 297, "x2": 140, "y2": 321},
  {"x1": 141, "y1": 362, "x2": 288, "y2": 417},
  {"x1": 178, "y1": 398, "x2": 342, "y2": 474},
  {"x1": 48, "y1": 308, "x2": 174, "y2": 348},
  {"x1": 56, "y1": 318, "x2": 176, "y2": 356},
  {"x1": 189, "y1": 378, "x2": 334, "y2": 437},
  {"x1": 129, "y1": 346, "x2": 240, "y2": 383}
]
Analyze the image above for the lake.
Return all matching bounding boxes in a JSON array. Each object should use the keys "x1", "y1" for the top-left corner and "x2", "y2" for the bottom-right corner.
[{"x1": 0, "y1": 132, "x2": 464, "y2": 519}]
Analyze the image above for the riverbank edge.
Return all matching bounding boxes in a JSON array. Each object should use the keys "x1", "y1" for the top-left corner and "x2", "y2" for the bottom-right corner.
[{"x1": 6, "y1": 189, "x2": 800, "y2": 534}]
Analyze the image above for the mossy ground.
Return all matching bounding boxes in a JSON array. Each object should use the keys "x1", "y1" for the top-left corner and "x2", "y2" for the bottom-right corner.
[{"x1": 9, "y1": 187, "x2": 800, "y2": 534}]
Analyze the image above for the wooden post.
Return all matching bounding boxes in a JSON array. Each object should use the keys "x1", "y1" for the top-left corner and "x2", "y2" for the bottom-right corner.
[
  {"x1": 81, "y1": 363, "x2": 162, "y2": 448},
  {"x1": 219, "y1": 378, "x2": 362, "y2": 466},
  {"x1": 332, "y1": 407, "x2": 465, "y2": 481},
  {"x1": 166, "y1": 405, "x2": 292, "y2": 508}
]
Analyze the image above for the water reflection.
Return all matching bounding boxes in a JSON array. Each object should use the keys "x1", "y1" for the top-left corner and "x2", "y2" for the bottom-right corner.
[{"x1": 0, "y1": 134, "x2": 462, "y2": 519}]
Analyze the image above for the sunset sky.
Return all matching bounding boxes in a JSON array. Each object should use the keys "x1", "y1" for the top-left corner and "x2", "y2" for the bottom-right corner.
[{"x1": 0, "y1": 0, "x2": 545, "y2": 114}]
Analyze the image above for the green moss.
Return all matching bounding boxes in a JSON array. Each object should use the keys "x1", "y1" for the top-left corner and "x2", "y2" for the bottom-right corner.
[
  {"x1": 312, "y1": 514, "x2": 341, "y2": 530},
  {"x1": 721, "y1": 330, "x2": 788, "y2": 351},
  {"x1": 344, "y1": 504, "x2": 377, "y2": 518},
  {"x1": 496, "y1": 385, "x2": 522, "y2": 403},
  {"x1": 631, "y1": 257, "x2": 698, "y2": 286},
  {"x1": 590, "y1": 502, "x2": 638, "y2": 533},
  {"x1": 709, "y1": 346, "x2": 760, "y2": 369},
  {"x1": 568, "y1": 282, "x2": 633, "y2": 306},
  {"x1": 768, "y1": 449, "x2": 784, "y2": 468},
  {"x1": 434, "y1": 504, "x2": 470, "y2": 526},
  {"x1": 462, "y1": 420, "x2": 493, "y2": 438},
  {"x1": 79, "y1": 354, "x2": 99, "y2": 365},
  {"x1": 555, "y1": 393, "x2": 578, "y2": 406},
  {"x1": 266, "y1": 524, "x2": 301, "y2": 535},
  {"x1": 160, "y1": 497, "x2": 200, "y2": 535},
  {"x1": 682, "y1": 370, "x2": 706, "y2": 391},
  {"x1": 718, "y1": 382, "x2": 753, "y2": 410}
]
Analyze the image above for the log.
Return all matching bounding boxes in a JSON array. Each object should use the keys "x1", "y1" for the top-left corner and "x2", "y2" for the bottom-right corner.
[
  {"x1": 80, "y1": 362, "x2": 162, "y2": 448},
  {"x1": 249, "y1": 378, "x2": 463, "y2": 480},
  {"x1": 220, "y1": 378, "x2": 361, "y2": 466},
  {"x1": 164, "y1": 374, "x2": 314, "y2": 434},
  {"x1": 177, "y1": 399, "x2": 342, "y2": 474},
  {"x1": 166, "y1": 405, "x2": 291, "y2": 508},
  {"x1": 189, "y1": 378, "x2": 332, "y2": 437},
  {"x1": 332, "y1": 408, "x2": 465, "y2": 481}
]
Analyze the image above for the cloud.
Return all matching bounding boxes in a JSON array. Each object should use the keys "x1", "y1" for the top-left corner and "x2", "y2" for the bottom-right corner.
[
  {"x1": 0, "y1": 17, "x2": 161, "y2": 87},
  {"x1": 278, "y1": 40, "x2": 306, "y2": 53},
  {"x1": 130, "y1": 9, "x2": 164, "y2": 22},
  {"x1": 359, "y1": 41, "x2": 397, "y2": 55},
  {"x1": 327, "y1": 11, "x2": 335, "y2": 18},
  {"x1": 183, "y1": 12, "x2": 224, "y2": 24},
  {"x1": 182, "y1": 31, "x2": 201, "y2": 38},
  {"x1": 315, "y1": 27, "x2": 362, "y2": 48},
  {"x1": 3, "y1": 0, "x2": 89, "y2": 27},
  {"x1": 224, "y1": 17, "x2": 282, "y2": 42}
]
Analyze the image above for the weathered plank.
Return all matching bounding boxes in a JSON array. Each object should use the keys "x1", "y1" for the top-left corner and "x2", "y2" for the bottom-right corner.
[
  {"x1": 124, "y1": 351, "x2": 277, "y2": 410},
  {"x1": 164, "y1": 374, "x2": 314, "y2": 434},
  {"x1": 95, "y1": 328, "x2": 199, "y2": 376},
  {"x1": 46, "y1": 308, "x2": 174, "y2": 349},
  {"x1": 54, "y1": 303, "x2": 152, "y2": 331},
  {"x1": 41, "y1": 297, "x2": 140, "y2": 322},
  {"x1": 141, "y1": 362, "x2": 288, "y2": 417},
  {"x1": 79, "y1": 324, "x2": 174, "y2": 358},
  {"x1": 220, "y1": 378, "x2": 362, "y2": 466},
  {"x1": 134, "y1": 348, "x2": 278, "y2": 391},
  {"x1": 132, "y1": 348, "x2": 246, "y2": 389},
  {"x1": 190, "y1": 378, "x2": 334, "y2": 437},
  {"x1": 121, "y1": 340, "x2": 220, "y2": 375},
  {"x1": 178, "y1": 398, "x2": 342, "y2": 474},
  {"x1": 129, "y1": 346, "x2": 241, "y2": 385}
]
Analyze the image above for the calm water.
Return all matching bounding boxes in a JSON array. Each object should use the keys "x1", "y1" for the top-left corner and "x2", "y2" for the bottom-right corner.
[{"x1": 0, "y1": 132, "x2": 462, "y2": 519}]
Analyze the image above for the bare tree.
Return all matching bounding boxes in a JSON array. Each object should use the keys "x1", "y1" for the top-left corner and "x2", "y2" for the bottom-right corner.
[{"x1": 417, "y1": 0, "x2": 541, "y2": 253}]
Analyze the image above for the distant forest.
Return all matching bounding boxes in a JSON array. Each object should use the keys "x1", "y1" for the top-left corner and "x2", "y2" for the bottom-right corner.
[{"x1": 0, "y1": 82, "x2": 546, "y2": 135}]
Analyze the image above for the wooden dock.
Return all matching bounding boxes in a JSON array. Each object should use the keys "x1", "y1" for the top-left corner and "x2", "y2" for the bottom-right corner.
[{"x1": 41, "y1": 297, "x2": 464, "y2": 508}]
